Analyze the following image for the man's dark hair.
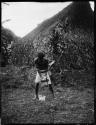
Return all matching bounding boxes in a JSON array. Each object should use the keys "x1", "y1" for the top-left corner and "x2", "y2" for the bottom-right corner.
[{"x1": 38, "y1": 52, "x2": 45, "y2": 59}]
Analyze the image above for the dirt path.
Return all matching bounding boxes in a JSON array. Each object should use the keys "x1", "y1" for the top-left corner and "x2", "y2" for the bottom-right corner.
[{"x1": 1, "y1": 86, "x2": 94, "y2": 124}]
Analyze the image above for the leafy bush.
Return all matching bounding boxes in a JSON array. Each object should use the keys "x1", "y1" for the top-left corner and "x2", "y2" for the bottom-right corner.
[
  {"x1": 1, "y1": 27, "x2": 19, "y2": 66},
  {"x1": 48, "y1": 21, "x2": 94, "y2": 71},
  {"x1": 9, "y1": 41, "x2": 34, "y2": 66}
]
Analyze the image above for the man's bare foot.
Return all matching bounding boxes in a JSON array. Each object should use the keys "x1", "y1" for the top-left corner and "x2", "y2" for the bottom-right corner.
[
  {"x1": 36, "y1": 97, "x2": 39, "y2": 100},
  {"x1": 33, "y1": 96, "x2": 39, "y2": 100},
  {"x1": 52, "y1": 94, "x2": 55, "y2": 98}
]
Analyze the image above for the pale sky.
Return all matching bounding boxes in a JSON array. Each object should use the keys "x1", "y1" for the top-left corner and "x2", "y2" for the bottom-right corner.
[{"x1": 2, "y1": 2, "x2": 94, "y2": 38}]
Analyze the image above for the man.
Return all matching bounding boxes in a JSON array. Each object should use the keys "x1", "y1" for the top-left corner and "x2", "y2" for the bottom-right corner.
[{"x1": 34, "y1": 52, "x2": 54, "y2": 100}]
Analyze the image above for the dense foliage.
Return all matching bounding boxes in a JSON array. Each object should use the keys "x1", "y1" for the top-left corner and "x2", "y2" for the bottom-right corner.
[
  {"x1": 31, "y1": 19, "x2": 94, "y2": 73},
  {"x1": 1, "y1": 27, "x2": 18, "y2": 66},
  {"x1": 10, "y1": 41, "x2": 34, "y2": 66},
  {"x1": 1, "y1": 2, "x2": 94, "y2": 72},
  {"x1": 49, "y1": 20, "x2": 94, "y2": 71}
]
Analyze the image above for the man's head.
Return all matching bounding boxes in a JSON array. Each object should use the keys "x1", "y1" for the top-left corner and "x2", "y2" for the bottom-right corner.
[{"x1": 38, "y1": 52, "x2": 45, "y2": 59}]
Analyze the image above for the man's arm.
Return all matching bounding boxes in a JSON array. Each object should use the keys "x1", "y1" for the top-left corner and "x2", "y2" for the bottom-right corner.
[
  {"x1": 49, "y1": 60, "x2": 55, "y2": 67},
  {"x1": 34, "y1": 58, "x2": 37, "y2": 67}
]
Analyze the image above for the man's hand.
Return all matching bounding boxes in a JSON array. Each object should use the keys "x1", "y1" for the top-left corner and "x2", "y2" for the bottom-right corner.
[{"x1": 49, "y1": 60, "x2": 55, "y2": 67}]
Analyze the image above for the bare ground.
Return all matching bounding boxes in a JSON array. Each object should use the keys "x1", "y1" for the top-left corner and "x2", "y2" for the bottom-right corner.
[
  {"x1": 1, "y1": 86, "x2": 94, "y2": 124},
  {"x1": 1, "y1": 66, "x2": 94, "y2": 124}
]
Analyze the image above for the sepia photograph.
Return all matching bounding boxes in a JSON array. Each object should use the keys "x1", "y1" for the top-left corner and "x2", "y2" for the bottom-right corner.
[{"x1": 1, "y1": 1, "x2": 94, "y2": 124}]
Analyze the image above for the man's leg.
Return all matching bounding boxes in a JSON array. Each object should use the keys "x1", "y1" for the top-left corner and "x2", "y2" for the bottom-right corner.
[
  {"x1": 35, "y1": 71, "x2": 40, "y2": 99},
  {"x1": 49, "y1": 84, "x2": 54, "y2": 98},
  {"x1": 35, "y1": 82, "x2": 39, "y2": 99},
  {"x1": 47, "y1": 72, "x2": 54, "y2": 98}
]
